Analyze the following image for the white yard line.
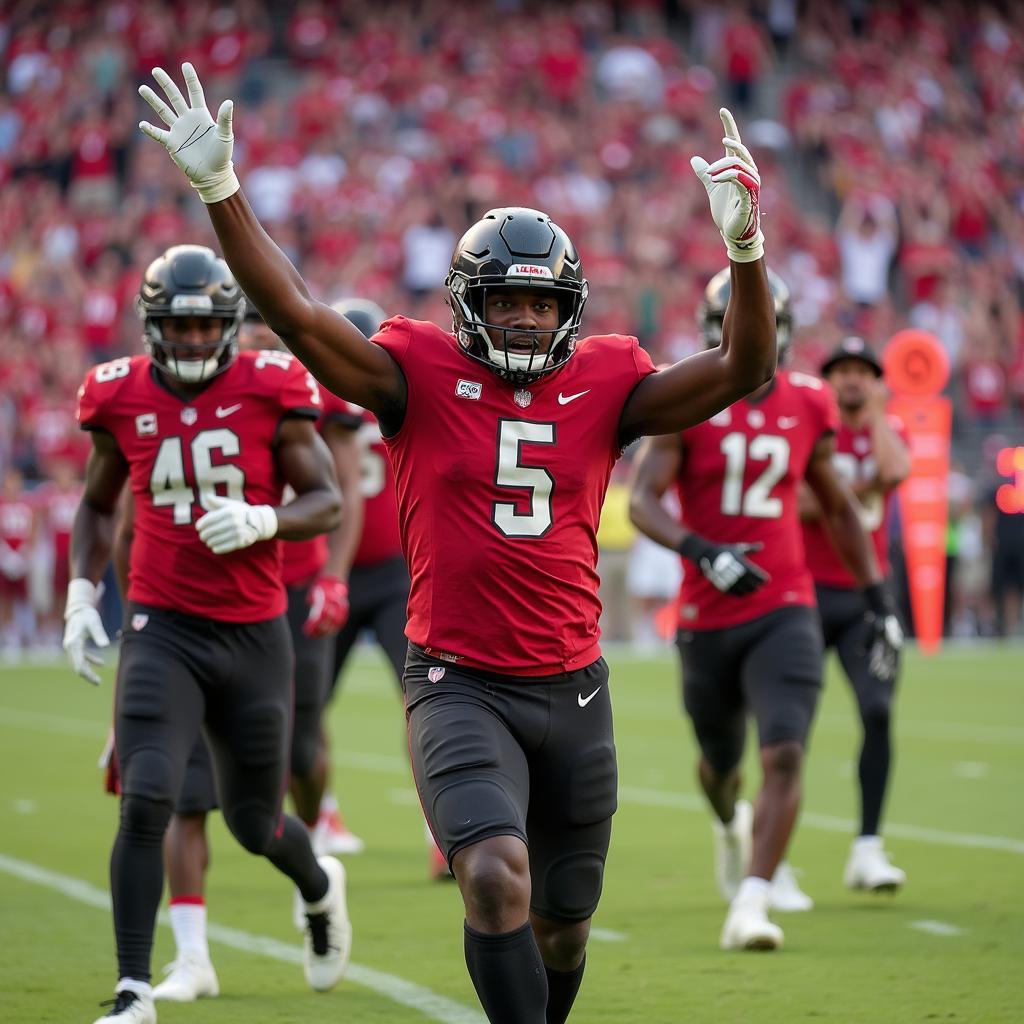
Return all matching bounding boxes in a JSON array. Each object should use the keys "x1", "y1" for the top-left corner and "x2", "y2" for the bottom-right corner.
[
  {"x1": 4, "y1": 708, "x2": 1024, "y2": 856},
  {"x1": 909, "y1": 920, "x2": 964, "y2": 937},
  {"x1": 0, "y1": 853, "x2": 485, "y2": 1024},
  {"x1": 589, "y1": 928, "x2": 628, "y2": 943}
]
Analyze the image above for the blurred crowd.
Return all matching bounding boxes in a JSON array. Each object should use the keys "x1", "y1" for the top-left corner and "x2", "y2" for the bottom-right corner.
[{"x1": 1, "y1": 0, "x2": 1023, "y2": 651}]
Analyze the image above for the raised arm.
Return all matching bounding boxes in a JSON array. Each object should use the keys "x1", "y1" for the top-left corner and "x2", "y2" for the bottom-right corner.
[
  {"x1": 619, "y1": 110, "x2": 776, "y2": 442},
  {"x1": 138, "y1": 63, "x2": 406, "y2": 421}
]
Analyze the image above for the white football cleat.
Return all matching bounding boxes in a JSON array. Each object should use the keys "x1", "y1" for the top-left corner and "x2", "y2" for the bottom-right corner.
[
  {"x1": 720, "y1": 884, "x2": 784, "y2": 951},
  {"x1": 844, "y1": 836, "x2": 906, "y2": 893},
  {"x1": 92, "y1": 983, "x2": 156, "y2": 1023},
  {"x1": 315, "y1": 808, "x2": 365, "y2": 856},
  {"x1": 770, "y1": 861, "x2": 814, "y2": 912},
  {"x1": 152, "y1": 954, "x2": 219, "y2": 1001},
  {"x1": 711, "y1": 799, "x2": 753, "y2": 902},
  {"x1": 302, "y1": 856, "x2": 353, "y2": 992}
]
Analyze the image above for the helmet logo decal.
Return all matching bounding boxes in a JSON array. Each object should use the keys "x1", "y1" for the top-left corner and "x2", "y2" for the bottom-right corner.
[
  {"x1": 180, "y1": 407, "x2": 198, "y2": 426},
  {"x1": 456, "y1": 379, "x2": 483, "y2": 400},
  {"x1": 506, "y1": 264, "x2": 554, "y2": 280},
  {"x1": 513, "y1": 389, "x2": 533, "y2": 409},
  {"x1": 170, "y1": 294, "x2": 214, "y2": 314}
]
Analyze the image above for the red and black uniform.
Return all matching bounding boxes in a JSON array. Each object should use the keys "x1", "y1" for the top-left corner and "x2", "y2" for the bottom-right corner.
[
  {"x1": 672, "y1": 370, "x2": 838, "y2": 770},
  {"x1": 802, "y1": 416, "x2": 908, "y2": 836},
  {"x1": 76, "y1": 351, "x2": 325, "y2": 982},
  {"x1": 329, "y1": 400, "x2": 410, "y2": 693},
  {"x1": 376, "y1": 317, "x2": 655, "y2": 920}
]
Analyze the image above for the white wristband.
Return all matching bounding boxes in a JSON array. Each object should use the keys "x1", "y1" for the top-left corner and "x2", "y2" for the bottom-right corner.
[
  {"x1": 251, "y1": 504, "x2": 279, "y2": 541},
  {"x1": 65, "y1": 578, "x2": 98, "y2": 616},
  {"x1": 726, "y1": 230, "x2": 765, "y2": 264},
  {"x1": 193, "y1": 165, "x2": 240, "y2": 205}
]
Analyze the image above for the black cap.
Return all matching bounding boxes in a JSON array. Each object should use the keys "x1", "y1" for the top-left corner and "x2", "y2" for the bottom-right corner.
[{"x1": 821, "y1": 336, "x2": 883, "y2": 378}]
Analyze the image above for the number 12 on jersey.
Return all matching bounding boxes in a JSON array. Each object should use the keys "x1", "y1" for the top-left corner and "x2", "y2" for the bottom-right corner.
[{"x1": 719, "y1": 432, "x2": 790, "y2": 519}]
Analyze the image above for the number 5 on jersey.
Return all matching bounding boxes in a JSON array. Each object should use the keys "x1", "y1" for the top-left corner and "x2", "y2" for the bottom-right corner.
[
  {"x1": 493, "y1": 420, "x2": 555, "y2": 538},
  {"x1": 151, "y1": 429, "x2": 246, "y2": 524}
]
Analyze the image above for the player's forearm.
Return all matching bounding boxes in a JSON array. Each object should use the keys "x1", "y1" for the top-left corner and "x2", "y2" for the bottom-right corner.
[
  {"x1": 821, "y1": 500, "x2": 882, "y2": 588},
  {"x1": 628, "y1": 491, "x2": 688, "y2": 552},
  {"x1": 273, "y1": 487, "x2": 342, "y2": 541},
  {"x1": 869, "y1": 419, "x2": 911, "y2": 492},
  {"x1": 323, "y1": 482, "x2": 363, "y2": 579},
  {"x1": 207, "y1": 192, "x2": 315, "y2": 332},
  {"x1": 719, "y1": 261, "x2": 777, "y2": 396},
  {"x1": 112, "y1": 527, "x2": 132, "y2": 599},
  {"x1": 798, "y1": 481, "x2": 823, "y2": 522},
  {"x1": 69, "y1": 503, "x2": 116, "y2": 585}
]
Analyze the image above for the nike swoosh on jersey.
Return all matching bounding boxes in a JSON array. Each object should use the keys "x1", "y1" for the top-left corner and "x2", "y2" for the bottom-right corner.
[
  {"x1": 558, "y1": 390, "x2": 591, "y2": 405},
  {"x1": 215, "y1": 404, "x2": 243, "y2": 418},
  {"x1": 577, "y1": 687, "x2": 602, "y2": 707}
]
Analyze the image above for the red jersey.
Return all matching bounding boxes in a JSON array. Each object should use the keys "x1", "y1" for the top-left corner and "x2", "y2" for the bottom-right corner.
[
  {"x1": 348, "y1": 404, "x2": 403, "y2": 567},
  {"x1": 76, "y1": 351, "x2": 321, "y2": 621},
  {"x1": 376, "y1": 317, "x2": 656, "y2": 675},
  {"x1": 675, "y1": 370, "x2": 840, "y2": 630},
  {"x1": 280, "y1": 389, "x2": 357, "y2": 587},
  {"x1": 803, "y1": 416, "x2": 907, "y2": 588},
  {"x1": 34, "y1": 483, "x2": 82, "y2": 565}
]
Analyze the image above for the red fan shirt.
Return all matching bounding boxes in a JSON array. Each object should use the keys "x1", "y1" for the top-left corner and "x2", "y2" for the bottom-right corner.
[
  {"x1": 347, "y1": 404, "x2": 403, "y2": 568},
  {"x1": 375, "y1": 317, "x2": 656, "y2": 675},
  {"x1": 76, "y1": 351, "x2": 321, "y2": 621},
  {"x1": 675, "y1": 370, "x2": 840, "y2": 630},
  {"x1": 803, "y1": 416, "x2": 907, "y2": 587}
]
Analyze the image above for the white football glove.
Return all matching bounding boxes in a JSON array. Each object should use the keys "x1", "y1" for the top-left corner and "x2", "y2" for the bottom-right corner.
[
  {"x1": 138, "y1": 62, "x2": 239, "y2": 204},
  {"x1": 691, "y1": 108, "x2": 764, "y2": 263},
  {"x1": 63, "y1": 578, "x2": 110, "y2": 686},
  {"x1": 195, "y1": 494, "x2": 278, "y2": 555}
]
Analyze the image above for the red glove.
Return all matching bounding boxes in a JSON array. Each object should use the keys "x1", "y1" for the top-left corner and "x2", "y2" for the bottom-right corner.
[{"x1": 304, "y1": 575, "x2": 349, "y2": 637}]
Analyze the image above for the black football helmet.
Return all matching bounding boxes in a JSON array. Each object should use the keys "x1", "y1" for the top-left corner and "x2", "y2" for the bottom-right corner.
[
  {"x1": 137, "y1": 245, "x2": 244, "y2": 384},
  {"x1": 698, "y1": 266, "x2": 792, "y2": 357},
  {"x1": 445, "y1": 207, "x2": 588, "y2": 384},
  {"x1": 331, "y1": 297, "x2": 386, "y2": 340}
]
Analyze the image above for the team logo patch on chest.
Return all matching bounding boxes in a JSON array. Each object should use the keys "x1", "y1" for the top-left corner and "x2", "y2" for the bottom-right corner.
[
  {"x1": 135, "y1": 413, "x2": 157, "y2": 437},
  {"x1": 180, "y1": 407, "x2": 198, "y2": 426},
  {"x1": 514, "y1": 389, "x2": 533, "y2": 409}
]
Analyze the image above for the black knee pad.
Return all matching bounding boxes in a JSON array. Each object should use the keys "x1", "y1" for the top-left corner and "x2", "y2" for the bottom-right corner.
[
  {"x1": 538, "y1": 852, "x2": 605, "y2": 921},
  {"x1": 223, "y1": 799, "x2": 277, "y2": 855},
  {"x1": 289, "y1": 729, "x2": 319, "y2": 781},
  {"x1": 120, "y1": 746, "x2": 180, "y2": 806},
  {"x1": 119, "y1": 792, "x2": 173, "y2": 845}
]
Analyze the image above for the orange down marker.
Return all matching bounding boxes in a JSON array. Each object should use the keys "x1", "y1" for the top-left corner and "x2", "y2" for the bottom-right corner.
[{"x1": 883, "y1": 329, "x2": 952, "y2": 655}]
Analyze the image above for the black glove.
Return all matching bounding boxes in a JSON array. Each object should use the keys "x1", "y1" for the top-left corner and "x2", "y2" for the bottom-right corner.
[
  {"x1": 678, "y1": 534, "x2": 770, "y2": 597},
  {"x1": 863, "y1": 582, "x2": 904, "y2": 684}
]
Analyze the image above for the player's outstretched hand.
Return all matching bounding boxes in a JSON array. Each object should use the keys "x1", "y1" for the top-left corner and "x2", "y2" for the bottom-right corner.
[
  {"x1": 691, "y1": 108, "x2": 763, "y2": 263},
  {"x1": 138, "y1": 62, "x2": 239, "y2": 204},
  {"x1": 196, "y1": 495, "x2": 278, "y2": 555},
  {"x1": 304, "y1": 574, "x2": 350, "y2": 637},
  {"x1": 63, "y1": 578, "x2": 110, "y2": 686}
]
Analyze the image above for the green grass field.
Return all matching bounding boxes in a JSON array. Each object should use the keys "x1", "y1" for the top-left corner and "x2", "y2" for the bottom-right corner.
[{"x1": 2, "y1": 643, "x2": 1022, "y2": 1023}]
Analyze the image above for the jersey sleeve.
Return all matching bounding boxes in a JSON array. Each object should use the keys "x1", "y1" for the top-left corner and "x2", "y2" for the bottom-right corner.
[
  {"x1": 274, "y1": 355, "x2": 323, "y2": 419},
  {"x1": 630, "y1": 337, "x2": 658, "y2": 380},
  {"x1": 817, "y1": 381, "x2": 841, "y2": 437},
  {"x1": 75, "y1": 360, "x2": 129, "y2": 432},
  {"x1": 371, "y1": 316, "x2": 414, "y2": 368}
]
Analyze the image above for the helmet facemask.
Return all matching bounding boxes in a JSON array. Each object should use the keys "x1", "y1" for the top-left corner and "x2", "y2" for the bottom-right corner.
[
  {"x1": 448, "y1": 272, "x2": 588, "y2": 385},
  {"x1": 142, "y1": 295, "x2": 242, "y2": 385}
]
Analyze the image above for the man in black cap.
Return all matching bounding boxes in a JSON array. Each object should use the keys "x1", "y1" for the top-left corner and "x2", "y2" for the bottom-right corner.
[{"x1": 801, "y1": 336, "x2": 912, "y2": 893}]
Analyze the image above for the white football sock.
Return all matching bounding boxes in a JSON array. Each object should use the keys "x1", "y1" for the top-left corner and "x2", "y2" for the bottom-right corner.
[{"x1": 169, "y1": 900, "x2": 210, "y2": 960}]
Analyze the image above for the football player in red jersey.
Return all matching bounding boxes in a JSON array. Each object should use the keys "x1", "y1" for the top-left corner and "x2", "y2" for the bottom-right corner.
[
  {"x1": 629, "y1": 269, "x2": 904, "y2": 951},
  {"x1": 113, "y1": 301, "x2": 366, "y2": 1005},
  {"x1": 802, "y1": 336, "x2": 910, "y2": 893},
  {"x1": 140, "y1": 63, "x2": 776, "y2": 1024},
  {"x1": 63, "y1": 245, "x2": 352, "y2": 1024}
]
